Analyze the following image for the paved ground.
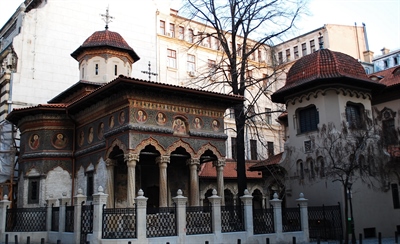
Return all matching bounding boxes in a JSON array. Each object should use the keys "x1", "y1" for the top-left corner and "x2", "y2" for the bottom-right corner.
[{"x1": 309, "y1": 238, "x2": 397, "y2": 244}]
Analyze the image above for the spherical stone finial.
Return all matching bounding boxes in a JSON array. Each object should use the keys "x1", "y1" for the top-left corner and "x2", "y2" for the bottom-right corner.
[
  {"x1": 244, "y1": 189, "x2": 250, "y2": 195},
  {"x1": 273, "y1": 192, "x2": 279, "y2": 199},
  {"x1": 98, "y1": 186, "x2": 104, "y2": 193},
  {"x1": 177, "y1": 189, "x2": 183, "y2": 196},
  {"x1": 62, "y1": 192, "x2": 67, "y2": 197},
  {"x1": 138, "y1": 189, "x2": 144, "y2": 197},
  {"x1": 3, "y1": 195, "x2": 8, "y2": 201},
  {"x1": 77, "y1": 188, "x2": 83, "y2": 195},
  {"x1": 299, "y1": 192, "x2": 304, "y2": 199},
  {"x1": 212, "y1": 189, "x2": 217, "y2": 196}
]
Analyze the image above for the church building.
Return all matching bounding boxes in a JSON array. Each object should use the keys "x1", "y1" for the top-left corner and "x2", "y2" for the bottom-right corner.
[{"x1": 6, "y1": 25, "x2": 243, "y2": 209}]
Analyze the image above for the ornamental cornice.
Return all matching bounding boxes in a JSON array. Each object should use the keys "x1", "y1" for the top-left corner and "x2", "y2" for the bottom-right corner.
[
  {"x1": 22, "y1": 152, "x2": 73, "y2": 159},
  {"x1": 74, "y1": 142, "x2": 106, "y2": 157},
  {"x1": 78, "y1": 49, "x2": 134, "y2": 64},
  {"x1": 19, "y1": 114, "x2": 70, "y2": 125},
  {"x1": 195, "y1": 142, "x2": 224, "y2": 159}
]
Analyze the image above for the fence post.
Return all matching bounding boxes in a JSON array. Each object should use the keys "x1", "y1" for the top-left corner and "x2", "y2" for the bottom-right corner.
[
  {"x1": 74, "y1": 189, "x2": 87, "y2": 244},
  {"x1": 240, "y1": 189, "x2": 254, "y2": 237},
  {"x1": 0, "y1": 195, "x2": 11, "y2": 240},
  {"x1": 269, "y1": 193, "x2": 283, "y2": 239},
  {"x1": 208, "y1": 189, "x2": 222, "y2": 242},
  {"x1": 46, "y1": 195, "x2": 58, "y2": 231},
  {"x1": 91, "y1": 186, "x2": 108, "y2": 244},
  {"x1": 172, "y1": 189, "x2": 187, "y2": 243},
  {"x1": 296, "y1": 193, "x2": 309, "y2": 243},
  {"x1": 58, "y1": 192, "x2": 71, "y2": 233},
  {"x1": 135, "y1": 189, "x2": 148, "y2": 242}
]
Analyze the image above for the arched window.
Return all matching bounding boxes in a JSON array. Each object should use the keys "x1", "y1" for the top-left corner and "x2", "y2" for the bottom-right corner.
[
  {"x1": 308, "y1": 158, "x2": 315, "y2": 179},
  {"x1": 297, "y1": 160, "x2": 304, "y2": 179},
  {"x1": 297, "y1": 105, "x2": 319, "y2": 133},
  {"x1": 345, "y1": 102, "x2": 364, "y2": 129},
  {"x1": 317, "y1": 156, "x2": 325, "y2": 178}
]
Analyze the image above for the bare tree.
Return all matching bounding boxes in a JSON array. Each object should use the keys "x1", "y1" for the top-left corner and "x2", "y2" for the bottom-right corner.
[
  {"x1": 314, "y1": 122, "x2": 389, "y2": 244},
  {"x1": 180, "y1": 0, "x2": 306, "y2": 198}
]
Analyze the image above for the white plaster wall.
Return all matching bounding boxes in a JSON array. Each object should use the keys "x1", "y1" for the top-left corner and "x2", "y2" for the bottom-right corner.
[{"x1": 45, "y1": 166, "x2": 72, "y2": 200}]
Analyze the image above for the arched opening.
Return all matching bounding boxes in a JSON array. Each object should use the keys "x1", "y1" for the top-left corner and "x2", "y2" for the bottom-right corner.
[
  {"x1": 224, "y1": 189, "x2": 234, "y2": 206},
  {"x1": 203, "y1": 188, "x2": 213, "y2": 207},
  {"x1": 169, "y1": 146, "x2": 191, "y2": 202},
  {"x1": 252, "y1": 189, "x2": 263, "y2": 209},
  {"x1": 138, "y1": 145, "x2": 160, "y2": 208},
  {"x1": 109, "y1": 145, "x2": 126, "y2": 208}
]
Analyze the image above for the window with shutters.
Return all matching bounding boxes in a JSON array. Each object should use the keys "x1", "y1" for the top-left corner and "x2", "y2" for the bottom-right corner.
[
  {"x1": 188, "y1": 29, "x2": 194, "y2": 43},
  {"x1": 167, "y1": 49, "x2": 177, "y2": 68},
  {"x1": 297, "y1": 105, "x2": 319, "y2": 133},
  {"x1": 345, "y1": 102, "x2": 364, "y2": 129},
  {"x1": 28, "y1": 177, "x2": 40, "y2": 204},
  {"x1": 160, "y1": 20, "x2": 165, "y2": 35},
  {"x1": 267, "y1": 141, "x2": 274, "y2": 157}
]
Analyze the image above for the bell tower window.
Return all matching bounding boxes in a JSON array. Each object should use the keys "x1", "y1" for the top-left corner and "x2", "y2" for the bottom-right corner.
[
  {"x1": 95, "y1": 64, "x2": 99, "y2": 75},
  {"x1": 115, "y1": 65, "x2": 117, "y2": 76}
]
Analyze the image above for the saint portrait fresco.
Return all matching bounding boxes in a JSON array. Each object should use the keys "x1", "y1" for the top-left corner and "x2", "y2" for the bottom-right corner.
[
  {"x1": 212, "y1": 119, "x2": 220, "y2": 132},
  {"x1": 156, "y1": 112, "x2": 166, "y2": 125},
  {"x1": 29, "y1": 134, "x2": 40, "y2": 150},
  {"x1": 173, "y1": 117, "x2": 187, "y2": 135},
  {"x1": 78, "y1": 130, "x2": 84, "y2": 147},
  {"x1": 193, "y1": 117, "x2": 202, "y2": 129},
  {"x1": 88, "y1": 127, "x2": 94, "y2": 144},
  {"x1": 119, "y1": 111, "x2": 125, "y2": 125},
  {"x1": 136, "y1": 110, "x2": 147, "y2": 123},
  {"x1": 98, "y1": 122, "x2": 104, "y2": 139},
  {"x1": 109, "y1": 115, "x2": 115, "y2": 129},
  {"x1": 53, "y1": 133, "x2": 67, "y2": 149}
]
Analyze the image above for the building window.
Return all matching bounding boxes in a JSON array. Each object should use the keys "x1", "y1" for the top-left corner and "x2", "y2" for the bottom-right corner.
[
  {"x1": 178, "y1": 26, "x2": 184, "y2": 40},
  {"x1": 82, "y1": 68, "x2": 84, "y2": 79},
  {"x1": 247, "y1": 105, "x2": 255, "y2": 120},
  {"x1": 394, "y1": 56, "x2": 399, "y2": 66},
  {"x1": 297, "y1": 160, "x2": 304, "y2": 179},
  {"x1": 267, "y1": 141, "x2": 274, "y2": 157},
  {"x1": 169, "y1": 23, "x2": 175, "y2": 37},
  {"x1": 302, "y1": 43, "x2": 307, "y2": 56},
  {"x1": 383, "y1": 118, "x2": 397, "y2": 145},
  {"x1": 265, "y1": 108, "x2": 272, "y2": 124},
  {"x1": 231, "y1": 137, "x2": 237, "y2": 160},
  {"x1": 384, "y1": 60, "x2": 388, "y2": 68},
  {"x1": 229, "y1": 108, "x2": 235, "y2": 119},
  {"x1": 318, "y1": 36, "x2": 324, "y2": 49},
  {"x1": 95, "y1": 64, "x2": 99, "y2": 75},
  {"x1": 298, "y1": 105, "x2": 319, "y2": 133},
  {"x1": 278, "y1": 51, "x2": 283, "y2": 64},
  {"x1": 28, "y1": 177, "x2": 40, "y2": 204},
  {"x1": 258, "y1": 49, "x2": 262, "y2": 62},
  {"x1": 392, "y1": 184, "x2": 400, "y2": 209},
  {"x1": 250, "y1": 139, "x2": 257, "y2": 160},
  {"x1": 308, "y1": 159, "x2": 315, "y2": 179},
  {"x1": 187, "y1": 54, "x2": 195, "y2": 72},
  {"x1": 86, "y1": 171, "x2": 94, "y2": 201},
  {"x1": 345, "y1": 102, "x2": 364, "y2": 129},
  {"x1": 285, "y1": 49, "x2": 291, "y2": 62},
  {"x1": 310, "y1": 40, "x2": 315, "y2": 52},
  {"x1": 237, "y1": 44, "x2": 242, "y2": 56},
  {"x1": 160, "y1": 20, "x2": 165, "y2": 35},
  {"x1": 167, "y1": 49, "x2": 177, "y2": 68},
  {"x1": 317, "y1": 157, "x2": 325, "y2": 178},
  {"x1": 294, "y1": 46, "x2": 299, "y2": 59},
  {"x1": 114, "y1": 65, "x2": 117, "y2": 76},
  {"x1": 188, "y1": 29, "x2": 194, "y2": 43}
]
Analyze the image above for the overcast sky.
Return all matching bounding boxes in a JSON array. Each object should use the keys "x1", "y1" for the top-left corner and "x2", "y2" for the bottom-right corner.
[{"x1": 1, "y1": 0, "x2": 399, "y2": 56}]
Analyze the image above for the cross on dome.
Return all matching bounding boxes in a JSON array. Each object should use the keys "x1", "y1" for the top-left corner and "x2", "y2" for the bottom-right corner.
[{"x1": 100, "y1": 6, "x2": 115, "y2": 30}]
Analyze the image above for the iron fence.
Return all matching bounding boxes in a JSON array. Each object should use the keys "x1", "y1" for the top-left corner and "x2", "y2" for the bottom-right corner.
[
  {"x1": 65, "y1": 205, "x2": 74, "y2": 232},
  {"x1": 5, "y1": 206, "x2": 46, "y2": 232},
  {"x1": 186, "y1": 205, "x2": 212, "y2": 235},
  {"x1": 282, "y1": 206, "x2": 301, "y2": 232},
  {"x1": 80, "y1": 202, "x2": 93, "y2": 244},
  {"x1": 221, "y1": 205, "x2": 245, "y2": 232},
  {"x1": 308, "y1": 203, "x2": 343, "y2": 241},
  {"x1": 102, "y1": 205, "x2": 136, "y2": 239},
  {"x1": 51, "y1": 205, "x2": 59, "y2": 231},
  {"x1": 146, "y1": 206, "x2": 177, "y2": 238},
  {"x1": 253, "y1": 207, "x2": 274, "y2": 234}
]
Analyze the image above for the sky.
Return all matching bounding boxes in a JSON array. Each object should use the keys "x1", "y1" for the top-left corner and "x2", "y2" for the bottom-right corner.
[{"x1": 0, "y1": 0, "x2": 399, "y2": 55}]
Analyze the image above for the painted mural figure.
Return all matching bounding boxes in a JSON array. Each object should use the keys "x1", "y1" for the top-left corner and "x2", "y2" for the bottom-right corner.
[
  {"x1": 212, "y1": 120, "x2": 219, "y2": 131},
  {"x1": 137, "y1": 110, "x2": 147, "y2": 122},
  {"x1": 156, "y1": 112, "x2": 166, "y2": 125},
  {"x1": 173, "y1": 118, "x2": 186, "y2": 135},
  {"x1": 53, "y1": 133, "x2": 67, "y2": 149},
  {"x1": 109, "y1": 116, "x2": 115, "y2": 128},
  {"x1": 88, "y1": 127, "x2": 94, "y2": 143},
  {"x1": 78, "y1": 130, "x2": 84, "y2": 146},
  {"x1": 193, "y1": 117, "x2": 202, "y2": 129},
  {"x1": 119, "y1": 111, "x2": 125, "y2": 124},
  {"x1": 29, "y1": 134, "x2": 39, "y2": 149},
  {"x1": 98, "y1": 122, "x2": 104, "y2": 139}
]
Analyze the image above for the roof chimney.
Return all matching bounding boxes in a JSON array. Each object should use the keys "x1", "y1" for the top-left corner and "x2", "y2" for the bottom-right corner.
[{"x1": 381, "y1": 47, "x2": 390, "y2": 55}]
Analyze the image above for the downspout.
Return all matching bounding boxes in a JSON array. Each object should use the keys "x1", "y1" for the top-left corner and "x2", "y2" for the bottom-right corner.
[{"x1": 362, "y1": 23, "x2": 370, "y2": 51}]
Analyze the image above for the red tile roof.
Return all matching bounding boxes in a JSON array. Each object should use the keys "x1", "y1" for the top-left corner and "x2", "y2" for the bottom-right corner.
[
  {"x1": 272, "y1": 49, "x2": 384, "y2": 103},
  {"x1": 369, "y1": 65, "x2": 400, "y2": 87},
  {"x1": 248, "y1": 153, "x2": 283, "y2": 171},
  {"x1": 198, "y1": 160, "x2": 262, "y2": 179}
]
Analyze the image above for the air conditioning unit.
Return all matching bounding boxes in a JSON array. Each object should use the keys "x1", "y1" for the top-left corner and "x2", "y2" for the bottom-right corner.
[{"x1": 188, "y1": 71, "x2": 195, "y2": 77}]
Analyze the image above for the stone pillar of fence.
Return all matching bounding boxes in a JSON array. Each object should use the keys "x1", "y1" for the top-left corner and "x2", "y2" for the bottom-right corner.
[
  {"x1": 74, "y1": 188, "x2": 87, "y2": 244},
  {"x1": 46, "y1": 195, "x2": 58, "y2": 231},
  {"x1": 172, "y1": 189, "x2": 187, "y2": 242},
  {"x1": 208, "y1": 189, "x2": 222, "y2": 241},
  {"x1": 296, "y1": 193, "x2": 309, "y2": 242},
  {"x1": 59, "y1": 192, "x2": 71, "y2": 233},
  {"x1": 240, "y1": 189, "x2": 254, "y2": 236},
  {"x1": 135, "y1": 189, "x2": 148, "y2": 242},
  {"x1": 0, "y1": 195, "x2": 11, "y2": 239},
  {"x1": 270, "y1": 193, "x2": 283, "y2": 237},
  {"x1": 91, "y1": 186, "x2": 108, "y2": 244}
]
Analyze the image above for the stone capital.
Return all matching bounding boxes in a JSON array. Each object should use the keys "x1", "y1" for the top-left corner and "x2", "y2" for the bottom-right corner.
[
  {"x1": 156, "y1": 155, "x2": 170, "y2": 165},
  {"x1": 186, "y1": 158, "x2": 200, "y2": 166},
  {"x1": 125, "y1": 153, "x2": 139, "y2": 167},
  {"x1": 213, "y1": 158, "x2": 226, "y2": 168},
  {"x1": 105, "y1": 158, "x2": 115, "y2": 167}
]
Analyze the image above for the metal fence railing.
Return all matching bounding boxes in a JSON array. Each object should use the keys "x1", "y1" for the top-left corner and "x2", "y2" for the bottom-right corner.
[
  {"x1": 221, "y1": 205, "x2": 245, "y2": 233},
  {"x1": 282, "y1": 206, "x2": 301, "y2": 232},
  {"x1": 102, "y1": 205, "x2": 136, "y2": 239},
  {"x1": 146, "y1": 206, "x2": 177, "y2": 238},
  {"x1": 5, "y1": 207, "x2": 46, "y2": 232},
  {"x1": 186, "y1": 205, "x2": 212, "y2": 235},
  {"x1": 253, "y1": 207, "x2": 275, "y2": 234},
  {"x1": 80, "y1": 203, "x2": 93, "y2": 244},
  {"x1": 308, "y1": 204, "x2": 343, "y2": 241},
  {"x1": 65, "y1": 205, "x2": 74, "y2": 232}
]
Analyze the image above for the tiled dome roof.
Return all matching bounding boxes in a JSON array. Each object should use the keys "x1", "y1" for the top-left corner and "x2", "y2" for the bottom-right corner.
[
  {"x1": 71, "y1": 30, "x2": 140, "y2": 62},
  {"x1": 271, "y1": 49, "x2": 384, "y2": 103}
]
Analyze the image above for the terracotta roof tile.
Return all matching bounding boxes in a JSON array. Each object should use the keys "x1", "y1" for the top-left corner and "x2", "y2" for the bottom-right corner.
[
  {"x1": 369, "y1": 65, "x2": 400, "y2": 87},
  {"x1": 199, "y1": 160, "x2": 262, "y2": 179},
  {"x1": 248, "y1": 153, "x2": 283, "y2": 170}
]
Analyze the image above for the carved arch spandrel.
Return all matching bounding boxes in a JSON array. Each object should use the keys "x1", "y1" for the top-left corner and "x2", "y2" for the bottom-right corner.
[
  {"x1": 166, "y1": 139, "x2": 195, "y2": 155},
  {"x1": 195, "y1": 142, "x2": 223, "y2": 159},
  {"x1": 105, "y1": 139, "x2": 128, "y2": 159},
  {"x1": 133, "y1": 137, "x2": 166, "y2": 155}
]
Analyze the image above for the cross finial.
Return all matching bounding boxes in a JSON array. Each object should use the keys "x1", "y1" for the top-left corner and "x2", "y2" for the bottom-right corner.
[
  {"x1": 100, "y1": 6, "x2": 114, "y2": 30},
  {"x1": 141, "y1": 62, "x2": 158, "y2": 81}
]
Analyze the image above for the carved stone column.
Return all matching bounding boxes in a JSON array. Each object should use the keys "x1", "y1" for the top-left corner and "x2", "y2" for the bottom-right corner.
[
  {"x1": 125, "y1": 153, "x2": 139, "y2": 208},
  {"x1": 186, "y1": 158, "x2": 200, "y2": 206},
  {"x1": 106, "y1": 159, "x2": 116, "y2": 208},
  {"x1": 156, "y1": 155, "x2": 170, "y2": 207},
  {"x1": 213, "y1": 159, "x2": 226, "y2": 205}
]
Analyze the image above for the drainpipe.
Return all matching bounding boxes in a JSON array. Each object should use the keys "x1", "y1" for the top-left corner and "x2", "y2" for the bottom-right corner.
[
  {"x1": 7, "y1": 71, "x2": 14, "y2": 114},
  {"x1": 354, "y1": 22, "x2": 361, "y2": 60},
  {"x1": 362, "y1": 23, "x2": 370, "y2": 51}
]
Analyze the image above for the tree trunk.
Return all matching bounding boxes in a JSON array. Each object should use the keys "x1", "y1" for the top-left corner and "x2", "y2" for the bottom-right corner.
[
  {"x1": 235, "y1": 104, "x2": 247, "y2": 198},
  {"x1": 344, "y1": 185, "x2": 349, "y2": 244}
]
